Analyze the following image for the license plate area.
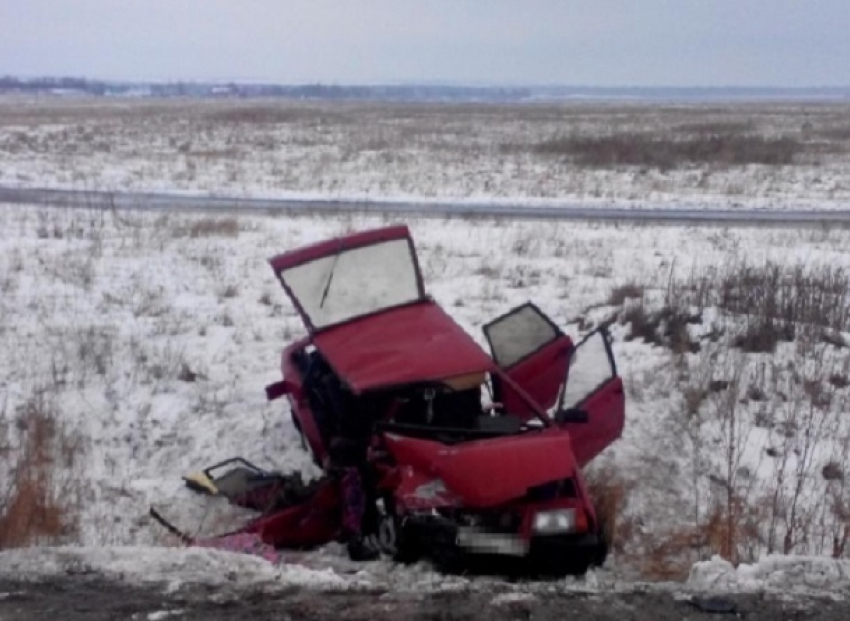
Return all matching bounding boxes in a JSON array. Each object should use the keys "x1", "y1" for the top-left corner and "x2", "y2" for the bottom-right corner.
[{"x1": 455, "y1": 527, "x2": 529, "y2": 556}]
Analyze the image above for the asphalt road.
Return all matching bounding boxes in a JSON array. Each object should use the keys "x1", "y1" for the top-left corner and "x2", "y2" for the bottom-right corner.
[
  {"x1": 2, "y1": 575, "x2": 849, "y2": 621},
  {"x1": 3, "y1": 185, "x2": 850, "y2": 224}
]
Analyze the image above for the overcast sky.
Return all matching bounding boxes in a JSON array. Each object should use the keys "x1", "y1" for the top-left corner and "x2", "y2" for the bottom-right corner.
[{"x1": 1, "y1": 0, "x2": 849, "y2": 87}]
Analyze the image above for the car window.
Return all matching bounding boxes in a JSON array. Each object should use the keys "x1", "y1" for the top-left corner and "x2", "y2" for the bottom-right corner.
[
  {"x1": 484, "y1": 303, "x2": 559, "y2": 368},
  {"x1": 559, "y1": 330, "x2": 615, "y2": 409}
]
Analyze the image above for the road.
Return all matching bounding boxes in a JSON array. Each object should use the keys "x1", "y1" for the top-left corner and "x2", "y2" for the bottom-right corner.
[
  {"x1": 2, "y1": 185, "x2": 850, "y2": 224},
  {"x1": 1, "y1": 575, "x2": 848, "y2": 621}
]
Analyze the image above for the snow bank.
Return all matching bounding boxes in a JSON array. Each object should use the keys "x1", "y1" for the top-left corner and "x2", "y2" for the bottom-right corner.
[
  {"x1": 0, "y1": 546, "x2": 346, "y2": 590},
  {"x1": 688, "y1": 555, "x2": 850, "y2": 595},
  {"x1": 5, "y1": 546, "x2": 849, "y2": 597}
]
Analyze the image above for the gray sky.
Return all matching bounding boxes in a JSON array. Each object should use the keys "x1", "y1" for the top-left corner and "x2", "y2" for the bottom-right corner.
[{"x1": 1, "y1": 0, "x2": 849, "y2": 87}]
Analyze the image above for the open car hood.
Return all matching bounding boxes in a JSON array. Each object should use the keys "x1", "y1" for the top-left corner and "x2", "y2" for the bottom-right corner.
[
  {"x1": 271, "y1": 225, "x2": 496, "y2": 393},
  {"x1": 313, "y1": 301, "x2": 496, "y2": 394},
  {"x1": 385, "y1": 431, "x2": 578, "y2": 507},
  {"x1": 269, "y1": 225, "x2": 426, "y2": 333}
]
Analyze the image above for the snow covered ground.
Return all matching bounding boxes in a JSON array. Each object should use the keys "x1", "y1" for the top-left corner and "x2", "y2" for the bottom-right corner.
[
  {"x1": 2, "y1": 96, "x2": 850, "y2": 593},
  {"x1": 1, "y1": 96, "x2": 849, "y2": 210},
  {"x1": 4, "y1": 202, "x2": 850, "y2": 586}
]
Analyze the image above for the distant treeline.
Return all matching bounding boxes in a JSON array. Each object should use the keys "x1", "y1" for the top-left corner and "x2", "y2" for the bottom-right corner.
[
  {"x1": 0, "y1": 76, "x2": 531, "y2": 102},
  {"x1": 1, "y1": 76, "x2": 848, "y2": 103}
]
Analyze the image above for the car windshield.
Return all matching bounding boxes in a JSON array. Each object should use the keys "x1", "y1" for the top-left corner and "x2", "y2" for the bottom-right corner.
[{"x1": 278, "y1": 237, "x2": 423, "y2": 329}]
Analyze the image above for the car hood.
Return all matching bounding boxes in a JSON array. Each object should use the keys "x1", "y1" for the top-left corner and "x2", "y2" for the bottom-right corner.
[
  {"x1": 312, "y1": 301, "x2": 496, "y2": 394},
  {"x1": 269, "y1": 225, "x2": 426, "y2": 333},
  {"x1": 384, "y1": 430, "x2": 578, "y2": 507}
]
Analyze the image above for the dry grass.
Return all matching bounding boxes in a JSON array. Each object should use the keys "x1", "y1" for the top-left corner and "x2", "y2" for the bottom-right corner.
[
  {"x1": 3, "y1": 98, "x2": 850, "y2": 205},
  {"x1": 204, "y1": 104, "x2": 348, "y2": 126},
  {"x1": 610, "y1": 258, "x2": 850, "y2": 575},
  {"x1": 620, "y1": 302, "x2": 700, "y2": 354},
  {"x1": 672, "y1": 261, "x2": 850, "y2": 353},
  {"x1": 675, "y1": 120, "x2": 756, "y2": 135},
  {"x1": 187, "y1": 218, "x2": 240, "y2": 238},
  {"x1": 607, "y1": 282, "x2": 645, "y2": 306},
  {"x1": 533, "y1": 133, "x2": 802, "y2": 169},
  {"x1": 585, "y1": 465, "x2": 699, "y2": 580},
  {"x1": 0, "y1": 394, "x2": 82, "y2": 548},
  {"x1": 584, "y1": 465, "x2": 629, "y2": 554}
]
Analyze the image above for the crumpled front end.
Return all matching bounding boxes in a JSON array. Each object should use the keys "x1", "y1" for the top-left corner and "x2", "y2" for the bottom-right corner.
[{"x1": 383, "y1": 430, "x2": 603, "y2": 571}]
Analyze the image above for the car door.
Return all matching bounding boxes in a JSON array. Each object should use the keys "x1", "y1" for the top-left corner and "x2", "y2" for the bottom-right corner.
[
  {"x1": 483, "y1": 303, "x2": 573, "y2": 419},
  {"x1": 556, "y1": 327, "x2": 625, "y2": 467}
]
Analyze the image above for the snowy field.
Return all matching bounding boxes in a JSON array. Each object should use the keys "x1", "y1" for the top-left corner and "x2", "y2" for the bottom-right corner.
[
  {"x1": 3, "y1": 96, "x2": 850, "y2": 594},
  {"x1": 4, "y1": 201, "x2": 850, "y2": 590},
  {"x1": 1, "y1": 96, "x2": 849, "y2": 210}
]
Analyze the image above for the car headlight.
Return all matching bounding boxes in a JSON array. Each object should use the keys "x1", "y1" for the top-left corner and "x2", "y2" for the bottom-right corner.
[{"x1": 532, "y1": 509, "x2": 577, "y2": 534}]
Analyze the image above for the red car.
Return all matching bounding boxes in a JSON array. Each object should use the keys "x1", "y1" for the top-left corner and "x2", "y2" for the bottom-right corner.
[{"x1": 183, "y1": 224, "x2": 625, "y2": 575}]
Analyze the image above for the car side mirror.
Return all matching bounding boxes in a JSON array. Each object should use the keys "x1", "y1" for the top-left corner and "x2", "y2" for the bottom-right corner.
[{"x1": 555, "y1": 408, "x2": 589, "y2": 424}]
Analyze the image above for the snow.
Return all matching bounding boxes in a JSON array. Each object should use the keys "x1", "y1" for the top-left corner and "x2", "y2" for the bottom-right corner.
[
  {"x1": 0, "y1": 546, "x2": 281, "y2": 587},
  {"x1": 4, "y1": 203, "x2": 850, "y2": 574},
  {"x1": 2, "y1": 96, "x2": 849, "y2": 211},
  {"x1": 2, "y1": 545, "x2": 850, "y2": 598},
  {"x1": 491, "y1": 592, "x2": 538, "y2": 605},
  {"x1": 689, "y1": 555, "x2": 850, "y2": 595},
  {"x1": 3, "y1": 97, "x2": 850, "y2": 593}
]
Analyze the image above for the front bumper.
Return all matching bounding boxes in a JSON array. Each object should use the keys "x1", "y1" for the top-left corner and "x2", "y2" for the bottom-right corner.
[
  {"x1": 409, "y1": 515, "x2": 600, "y2": 559},
  {"x1": 455, "y1": 527, "x2": 529, "y2": 556}
]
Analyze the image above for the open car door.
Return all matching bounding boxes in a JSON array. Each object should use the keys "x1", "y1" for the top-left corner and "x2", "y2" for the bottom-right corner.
[
  {"x1": 556, "y1": 327, "x2": 625, "y2": 467},
  {"x1": 483, "y1": 303, "x2": 573, "y2": 419}
]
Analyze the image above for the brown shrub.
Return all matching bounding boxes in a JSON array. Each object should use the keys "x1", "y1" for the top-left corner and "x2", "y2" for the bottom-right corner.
[
  {"x1": 205, "y1": 105, "x2": 343, "y2": 126},
  {"x1": 621, "y1": 302, "x2": 699, "y2": 354},
  {"x1": 188, "y1": 218, "x2": 240, "y2": 238},
  {"x1": 0, "y1": 395, "x2": 82, "y2": 548},
  {"x1": 583, "y1": 465, "x2": 632, "y2": 562},
  {"x1": 672, "y1": 261, "x2": 850, "y2": 352},
  {"x1": 812, "y1": 126, "x2": 850, "y2": 142},
  {"x1": 607, "y1": 282, "x2": 645, "y2": 306},
  {"x1": 633, "y1": 528, "x2": 706, "y2": 581},
  {"x1": 675, "y1": 121, "x2": 755, "y2": 135},
  {"x1": 532, "y1": 132, "x2": 802, "y2": 169},
  {"x1": 732, "y1": 321, "x2": 789, "y2": 353}
]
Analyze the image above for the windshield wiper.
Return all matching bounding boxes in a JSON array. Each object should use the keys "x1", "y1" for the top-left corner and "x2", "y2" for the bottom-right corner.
[{"x1": 319, "y1": 243, "x2": 342, "y2": 309}]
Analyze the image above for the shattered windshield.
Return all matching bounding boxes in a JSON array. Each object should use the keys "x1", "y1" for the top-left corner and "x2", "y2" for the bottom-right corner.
[{"x1": 279, "y1": 238, "x2": 423, "y2": 329}]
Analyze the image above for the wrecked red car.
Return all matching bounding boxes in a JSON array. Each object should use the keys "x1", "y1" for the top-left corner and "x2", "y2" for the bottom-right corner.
[{"x1": 176, "y1": 224, "x2": 625, "y2": 575}]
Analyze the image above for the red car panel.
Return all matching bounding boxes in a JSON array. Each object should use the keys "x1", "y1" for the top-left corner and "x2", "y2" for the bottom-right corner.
[
  {"x1": 313, "y1": 301, "x2": 496, "y2": 394},
  {"x1": 562, "y1": 376, "x2": 626, "y2": 468},
  {"x1": 383, "y1": 431, "x2": 579, "y2": 508},
  {"x1": 498, "y1": 337, "x2": 572, "y2": 419},
  {"x1": 269, "y1": 225, "x2": 419, "y2": 276},
  {"x1": 279, "y1": 340, "x2": 331, "y2": 465},
  {"x1": 483, "y1": 303, "x2": 572, "y2": 419}
]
